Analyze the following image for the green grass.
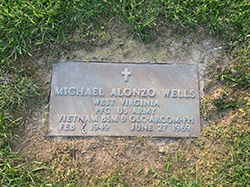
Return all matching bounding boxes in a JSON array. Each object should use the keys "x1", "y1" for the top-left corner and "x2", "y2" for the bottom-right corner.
[
  {"x1": 1, "y1": 0, "x2": 249, "y2": 61},
  {"x1": 0, "y1": 0, "x2": 249, "y2": 186}
]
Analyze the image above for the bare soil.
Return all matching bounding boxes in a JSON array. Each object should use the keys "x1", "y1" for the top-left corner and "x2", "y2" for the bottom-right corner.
[{"x1": 14, "y1": 22, "x2": 231, "y2": 185}]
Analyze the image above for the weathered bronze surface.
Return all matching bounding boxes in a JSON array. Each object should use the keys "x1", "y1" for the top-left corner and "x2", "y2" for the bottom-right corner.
[{"x1": 48, "y1": 62, "x2": 200, "y2": 137}]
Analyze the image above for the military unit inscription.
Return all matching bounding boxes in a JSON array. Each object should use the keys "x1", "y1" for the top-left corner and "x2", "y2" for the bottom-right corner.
[{"x1": 48, "y1": 62, "x2": 200, "y2": 137}]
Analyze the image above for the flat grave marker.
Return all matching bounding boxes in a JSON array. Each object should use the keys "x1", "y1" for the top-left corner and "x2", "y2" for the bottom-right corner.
[{"x1": 48, "y1": 62, "x2": 200, "y2": 137}]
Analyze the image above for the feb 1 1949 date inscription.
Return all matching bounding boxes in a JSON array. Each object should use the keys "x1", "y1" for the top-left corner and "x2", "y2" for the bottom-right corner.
[{"x1": 48, "y1": 62, "x2": 200, "y2": 137}]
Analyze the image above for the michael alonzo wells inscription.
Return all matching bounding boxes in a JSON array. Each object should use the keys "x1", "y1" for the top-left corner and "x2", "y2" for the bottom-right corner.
[{"x1": 48, "y1": 62, "x2": 200, "y2": 137}]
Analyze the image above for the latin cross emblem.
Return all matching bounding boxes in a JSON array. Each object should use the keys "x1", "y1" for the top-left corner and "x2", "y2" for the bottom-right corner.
[{"x1": 121, "y1": 68, "x2": 131, "y2": 82}]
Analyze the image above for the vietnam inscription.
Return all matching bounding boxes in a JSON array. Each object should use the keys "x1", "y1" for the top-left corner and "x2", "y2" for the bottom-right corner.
[{"x1": 48, "y1": 62, "x2": 200, "y2": 137}]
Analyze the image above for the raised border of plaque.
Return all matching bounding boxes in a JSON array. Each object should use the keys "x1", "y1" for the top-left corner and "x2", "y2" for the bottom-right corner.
[{"x1": 48, "y1": 62, "x2": 200, "y2": 137}]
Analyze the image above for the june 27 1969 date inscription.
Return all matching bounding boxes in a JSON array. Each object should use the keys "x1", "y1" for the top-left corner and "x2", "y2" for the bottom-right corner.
[{"x1": 48, "y1": 62, "x2": 201, "y2": 137}]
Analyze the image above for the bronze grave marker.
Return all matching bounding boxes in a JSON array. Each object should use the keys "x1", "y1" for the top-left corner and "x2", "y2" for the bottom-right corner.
[{"x1": 48, "y1": 62, "x2": 200, "y2": 137}]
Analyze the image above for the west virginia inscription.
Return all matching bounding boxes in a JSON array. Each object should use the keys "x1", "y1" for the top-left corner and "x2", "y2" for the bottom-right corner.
[{"x1": 48, "y1": 62, "x2": 200, "y2": 137}]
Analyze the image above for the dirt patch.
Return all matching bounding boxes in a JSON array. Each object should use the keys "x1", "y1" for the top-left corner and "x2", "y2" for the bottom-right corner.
[{"x1": 14, "y1": 23, "x2": 231, "y2": 185}]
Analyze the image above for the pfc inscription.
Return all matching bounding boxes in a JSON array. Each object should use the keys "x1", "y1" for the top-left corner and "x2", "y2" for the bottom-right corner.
[{"x1": 48, "y1": 62, "x2": 200, "y2": 137}]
